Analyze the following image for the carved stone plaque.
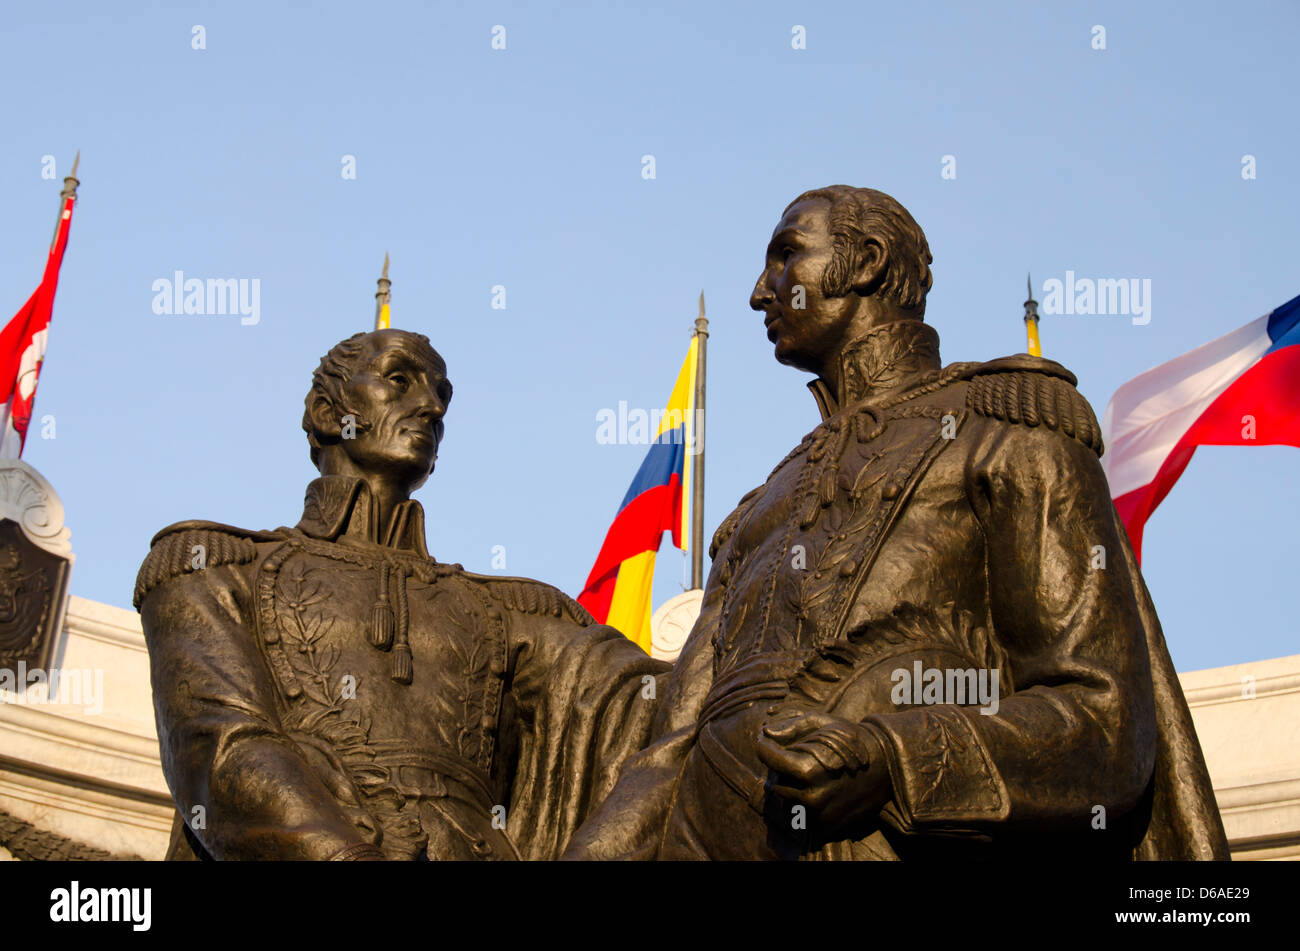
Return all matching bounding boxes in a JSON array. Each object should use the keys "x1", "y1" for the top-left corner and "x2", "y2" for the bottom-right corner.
[{"x1": 0, "y1": 460, "x2": 73, "y2": 674}]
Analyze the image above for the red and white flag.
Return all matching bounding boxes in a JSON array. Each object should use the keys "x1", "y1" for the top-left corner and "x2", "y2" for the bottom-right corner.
[
  {"x1": 1100, "y1": 293, "x2": 1300, "y2": 562},
  {"x1": 1, "y1": 172, "x2": 77, "y2": 458}
]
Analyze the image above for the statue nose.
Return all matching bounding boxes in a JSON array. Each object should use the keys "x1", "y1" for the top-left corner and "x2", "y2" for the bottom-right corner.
[
  {"x1": 412, "y1": 403, "x2": 444, "y2": 425},
  {"x1": 750, "y1": 280, "x2": 776, "y2": 311},
  {"x1": 407, "y1": 382, "x2": 446, "y2": 422}
]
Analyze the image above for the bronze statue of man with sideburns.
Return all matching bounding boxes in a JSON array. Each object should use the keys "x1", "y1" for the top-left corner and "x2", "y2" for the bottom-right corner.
[{"x1": 565, "y1": 186, "x2": 1228, "y2": 861}]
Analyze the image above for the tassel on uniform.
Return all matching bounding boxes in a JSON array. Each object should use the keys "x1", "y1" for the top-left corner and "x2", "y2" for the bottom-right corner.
[
  {"x1": 391, "y1": 566, "x2": 413, "y2": 684},
  {"x1": 370, "y1": 562, "x2": 394, "y2": 649},
  {"x1": 391, "y1": 644, "x2": 413, "y2": 684}
]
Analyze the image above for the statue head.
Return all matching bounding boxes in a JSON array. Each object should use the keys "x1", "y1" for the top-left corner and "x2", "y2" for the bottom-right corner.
[
  {"x1": 749, "y1": 185, "x2": 933, "y2": 376},
  {"x1": 302, "y1": 329, "x2": 452, "y2": 495}
]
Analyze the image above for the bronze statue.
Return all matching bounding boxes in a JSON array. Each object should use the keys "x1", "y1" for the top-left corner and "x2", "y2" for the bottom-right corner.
[
  {"x1": 565, "y1": 186, "x2": 1229, "y2": 860},
  {"x1": 136, "y1": 329, "x2": 667, "y2": 860}
]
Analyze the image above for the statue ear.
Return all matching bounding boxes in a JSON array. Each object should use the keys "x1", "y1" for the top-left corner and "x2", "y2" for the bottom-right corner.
[
  {"x1": 850, "y1": 236, "x2": 888, "y2": 297},
  {"x1": 308, "y1": 393, "x2": 342, "y2": 442}
]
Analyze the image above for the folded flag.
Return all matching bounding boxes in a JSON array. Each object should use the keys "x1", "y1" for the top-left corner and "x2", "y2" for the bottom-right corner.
[
  {"x1": 578, "y1": 339, "x2": 698, "y2": 652},
  {"x1": 1, "y1": 169, "x2": 78, "y2": 459},
  {"x1": 1101, "y1": 293, "x2": 1300, "y2": 561}
]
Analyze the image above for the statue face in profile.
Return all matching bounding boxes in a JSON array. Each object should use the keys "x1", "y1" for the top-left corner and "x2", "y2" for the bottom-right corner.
[
  {"x1": 750, "y1": 197, "x2": 862, "y2": 374},
  {"x1": 303, "y1": 329, "x2": 453, "y2": 495},
  {"x1": 749, "y1": 187, "x2": 934, "y2": 397}
]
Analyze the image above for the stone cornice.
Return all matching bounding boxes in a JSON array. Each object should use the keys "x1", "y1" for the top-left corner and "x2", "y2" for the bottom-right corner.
[
  {"x1": 0, "y1": 701, "x2": 168, "y2": 799},
  {"x1": 1180, "y1": 653, "x2": 1300, "y2": 707},
  {"x1": 62, "y1": 596, "x2": 147, "y2": 653}
]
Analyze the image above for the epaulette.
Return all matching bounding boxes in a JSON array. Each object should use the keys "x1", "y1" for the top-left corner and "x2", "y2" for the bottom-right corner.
[
  {"x1": 466, "y1": 574, "x2": 596, "y2": 626},
  {"x1": 964, "y1": 355, "x2": 1105, "y2": 456},
  {"x1": 133, "y1": 520, "x2": 283, "y2": 610}
]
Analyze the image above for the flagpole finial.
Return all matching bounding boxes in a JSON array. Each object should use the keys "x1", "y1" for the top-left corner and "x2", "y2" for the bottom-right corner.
[
  {"x1": 695, "y1": 290, "x2": 708, "y2": 336},
  {"x1": 1023, "y1": 272, "x2": 1042, "y2": 357},
  {"x1": 60, "y1": 150, "x2": 80, "y2": 200},
  {"x1": 374, "y1": 253, "x2": 392, "y2": 330}
]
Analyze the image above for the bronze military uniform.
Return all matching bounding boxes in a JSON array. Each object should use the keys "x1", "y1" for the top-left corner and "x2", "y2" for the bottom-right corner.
[
  {"x1": 137, "y1": 474, "x2": 663, "y2": 860},
  {"x1": 568, "y1": 319, "x2": 1228, "y2": 860}
]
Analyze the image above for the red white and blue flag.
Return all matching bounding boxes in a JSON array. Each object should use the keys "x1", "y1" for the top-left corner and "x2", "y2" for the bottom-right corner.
[{"x1": 1101, "y1": 293, "x2": 1300, "y2": 561}]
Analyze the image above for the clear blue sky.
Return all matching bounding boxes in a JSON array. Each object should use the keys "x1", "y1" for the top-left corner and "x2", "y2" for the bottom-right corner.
[{"x1": 2, "y1": 1, "x2": 1296, "y2": 671}]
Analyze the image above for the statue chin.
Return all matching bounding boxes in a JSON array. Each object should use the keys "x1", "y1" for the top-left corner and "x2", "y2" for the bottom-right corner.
[{"x1": 768, "y1": 335, "x2": 795, "y2": 364}]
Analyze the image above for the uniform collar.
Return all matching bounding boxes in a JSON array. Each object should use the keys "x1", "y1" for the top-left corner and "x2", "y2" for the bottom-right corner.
[
  {"x1": 807, "y1": 319, "x2": 943, "y2": 421},
  {"x1": 295, "y1": 475, "x2": 429, "y2": 556}
]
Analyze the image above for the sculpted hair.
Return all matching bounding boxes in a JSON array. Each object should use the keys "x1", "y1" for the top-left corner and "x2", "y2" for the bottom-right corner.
[
  {"x1": 787, "y1": 186, "x2": 934, "y2": 315},
  {"x1": 302, "y1": 330, "x2": 449, "y2": 469}
]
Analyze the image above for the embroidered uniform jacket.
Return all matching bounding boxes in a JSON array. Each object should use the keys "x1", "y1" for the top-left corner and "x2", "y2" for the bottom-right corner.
[
  {"x1": 136, "y1": 475, "x2": 666, "y2": 861},
  {"x1": 565, "y1": 319, "x2": 1228, "y2": 860}
]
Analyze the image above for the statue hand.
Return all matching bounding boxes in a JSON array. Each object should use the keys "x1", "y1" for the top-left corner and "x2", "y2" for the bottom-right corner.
[{"x1": 755, "y1": 708, "x2": 892, "y2": 837}]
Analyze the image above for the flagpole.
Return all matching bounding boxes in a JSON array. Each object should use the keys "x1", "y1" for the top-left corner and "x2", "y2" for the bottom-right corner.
[
  {"x1": 62, "y1": 150, "x2": 79, "y2": 199},
  {"x1": 374, "y1": 252, "x2": 391, "y2": 329},
  {"x1": 1024, "y1": 273, "x2": 1042, "y2": 357},
  {"x1": 49, "y1": 151, "x2": 79, "y2": 250},
  {"x1": 690, "y1": 291, "x2": 708, "y2": 589}
]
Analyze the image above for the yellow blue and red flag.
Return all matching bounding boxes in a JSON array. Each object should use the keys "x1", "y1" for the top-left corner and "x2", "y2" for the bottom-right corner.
[{"x1": 578, "y1": 338, "x2": 698, "y2": 652}]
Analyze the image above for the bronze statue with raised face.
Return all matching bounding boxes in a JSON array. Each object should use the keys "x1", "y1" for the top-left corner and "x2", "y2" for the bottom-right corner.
[
  {"x1": 566, "y1": 186, "x2": 1229, "y2": 860},
  {"x1": 303, "y1": 330, "x2": 453, "y2": 506},
  {"x1": 136, "y1": 329, "x2": 667, "y2": 860}
]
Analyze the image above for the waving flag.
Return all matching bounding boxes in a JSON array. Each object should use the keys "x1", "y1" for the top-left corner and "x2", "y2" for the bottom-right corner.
[
  {"x1": 1101, "y1": 293, "x2": 1300, "y2": 561},
  {"x1": 579, "y1": 338, "x2": 699, "y2": 652},
  {"x1": 1, "y1": 160, "x2": 79, "y2": 458}
]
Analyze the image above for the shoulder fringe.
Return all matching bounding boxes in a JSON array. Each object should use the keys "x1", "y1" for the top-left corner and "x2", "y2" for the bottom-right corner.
[
  {"x1": 133, "y1": 523, "x2": 265, "y2": 610},
  {"x1": 966, "y1": 361, "x2": 1104, "y2": 456},
  {"x1": 475, "y1": 576, "x2": 596, "y2": 626}
]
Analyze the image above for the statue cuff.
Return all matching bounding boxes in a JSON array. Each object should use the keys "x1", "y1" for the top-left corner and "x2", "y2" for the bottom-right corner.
[
  {"x1": 863, "y1": 708, "x2": 1009, "y2": 832},
  {"x1": 327, "y1": 843, "x2": 386, "y2": 861}
]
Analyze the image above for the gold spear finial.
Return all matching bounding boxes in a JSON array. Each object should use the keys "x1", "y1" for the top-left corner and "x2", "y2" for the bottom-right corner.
[
  {"x1": 1023, "y1": 272, "x2": 1042, "y2": 357},
  {"x1": 375, "y1": 252, "x2": 392, "y2": 330}
]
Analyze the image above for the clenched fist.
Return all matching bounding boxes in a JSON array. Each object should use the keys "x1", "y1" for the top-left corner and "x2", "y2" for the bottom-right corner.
[{"x1": 756, "y1": 708, "x2": 893, "y2": 838}]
